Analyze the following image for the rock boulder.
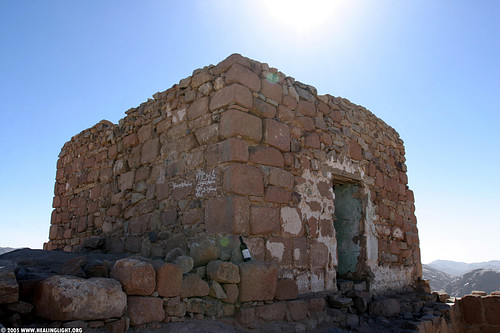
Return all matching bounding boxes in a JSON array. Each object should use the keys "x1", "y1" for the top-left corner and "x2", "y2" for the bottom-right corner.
[{"x1": 33, "y1": 275, "x2": 126, "y2": 321}]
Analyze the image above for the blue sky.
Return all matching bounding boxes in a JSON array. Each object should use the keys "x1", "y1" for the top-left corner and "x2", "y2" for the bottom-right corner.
[{"x1": 0, "y1": 0, "x2": 498, "y2": 263}]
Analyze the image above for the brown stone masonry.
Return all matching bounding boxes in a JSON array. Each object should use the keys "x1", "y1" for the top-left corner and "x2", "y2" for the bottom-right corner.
[{"x1": 45, "y1": 53, "x2": 421, "y2": 294}]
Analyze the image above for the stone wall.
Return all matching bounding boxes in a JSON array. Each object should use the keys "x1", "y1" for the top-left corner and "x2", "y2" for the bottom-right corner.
[
  {"x1": 455, "y1": 291, "x2": 500, "y2": 332},
  {"x1": 45, "y1": 53, "x2": 421, "y2": 294}
]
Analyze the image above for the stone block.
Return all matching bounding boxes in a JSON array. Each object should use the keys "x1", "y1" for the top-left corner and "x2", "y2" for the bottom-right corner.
[
  {"x1": 222, "y1": 304, "x2": 235, "y2": 317},
  {"x1": 187, "y1": 96, "x2": 209, "y2": 120},
  {"x1": 0, "y1": 261, "x2": 18, "y2": 304},
  {"x1": 172, "y1": 255, "x2": 194, "y2": 274},
  {"x1": 210, "y1": 83, "x2": 253, "y2": 111},
  {"x1": 5, "y1": 301, "x2": 33, "y2": 314},
  {"x1": 261, "y1": 78, "x2": 283, "y2": 104},
  {"x1": 296, "y1": 116, "x2": 315, "y2": 131},
  {"x1": 248, "y1": 146, "x2": 284, "y2": 167},
  {"x1": 309, "y1": 241, "x2": 328, "y2": 268},
  {"x1": 194, "y1": 124, "x2": 218, "y2": 145},
  {"x1": 206, "y1": 260, "x2": 240, "y2": 283},
  {"x1": 221, "y1": 284, "x2": 239, "y2": 304},
  {"x1": 251, "y1": 97, "x2": 277, "y2": 118},
  {"x1": 104, "y1": 317, "x2": 129, "y2": 333},
  {"x1": 83, "y1": 259, "x2": 108, "y2": 278},
  {"x1": 297, "y1": 100, "x2": 316, "y2": 116},
  {"x1": 208, "y1": 280, "x2": 227, "y2": 299},
  {"x1": 128, "y1": 214, "x2": 151, "y2": 235},
  {"x1": 219, "y1": 109, "x2": 262, "y2": 142},
  {"x1": 206, "y1": 138, "x2": 249, "y2": 166},
  {"x1": 256, "y1": 302, "x2": 286, "y2": 321},
  {"x1": 127, "y1": 296, "x2": 164, "y2": 326},
  {"x1": 287, "y1": 300, "x2": 308, "y2": 321},
  {"x1": 268, "y1": 168, "x2": 294, "y2": 190},
  {"x1": 236, "y1": 307, "x2": 255, "y2": 325},
  {"x1": 141, "y1": 138, "x2": 160, "y2": 164},
  {"x1": 137, "y1": 123, "x2": 152, "y2": 143},
  {"x1": 304, "y1": 132, "x2": 321, "y2": 149},
  {"x1": 223, "y1": 164, "x2": 264, "y2": 196},
  {"x1": 118, "y1": 170, "x2": 134, "y2": 191},
  {"x1": 461, "y1": 295, "x2": 484, "y2": 324},
  {"x1": 191, "y1": 70, "x2": 212, "y2": 88},
  {"x1": 263, "y1": 119, "x2": 290, "y2": 151},
  {"x1": 205, "y1": 195, "x2": 249, "y2": 235},
  {"x1": 226, "y1": 63, "x2": 261, "y2": 91},
  {"x1": 33, "y1": 276, "x2": 126, "y2": 321},
  {"x1": 275, "y1": 278, "x2": 298, "y2": 301},
  {"x1": 250, "y1": 206, "x2": 280, "y2": 235},
  {"x1": 122, "y1": 133, "x2": 138, "y2": 148},
  {"x1": 349, "y1": 140, "x2": 363, "y2": 160},
  {"x1": 181, "y1": 273, "x2": 209, "y2": 298},
  {"x1": 186, "y1": 297, "x2": 205, "y2": 314},
  {"x1": 165, "y1": 298, "x2": 186, "y2": 317},
  {"x1": 308, "y1": 297, "x2": 326, "y2": 313},
  {"x1": 238, "y1": 261, "x2": 278, "y2": 302},
  {"x1": 368, "y1": 297, "x2": 401, "y2": 317},
  {"x1": 110, "y1": 258, "x2": 156, "y2": 296},
  {"x1": 328, "y1": 296, "x2": 353, "y2": 309},
  {"x1": 264, "y1": 186, "x2": 291, "y2": 204},
  {"x1": 156, "y1": 263, "x2": 183, "y2": 298},
  {"x1": 212, "y1": 53, "x2": 251, "y2": 75},
  {"x1": 484, "y1": 295, "x2": 500, "y2": 325},
  {"x1": 189, "y1": 239, "x2": 220, "y2": 267}
]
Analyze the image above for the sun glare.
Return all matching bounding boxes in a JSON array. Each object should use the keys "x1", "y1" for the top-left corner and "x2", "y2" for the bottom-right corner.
[{"x1": 259, "y1": 0, "x2": 340, "y2": 36}]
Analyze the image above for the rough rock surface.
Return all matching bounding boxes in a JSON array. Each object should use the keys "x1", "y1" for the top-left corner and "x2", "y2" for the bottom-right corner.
[
  {"x1": 238, "y1": 261, "x2": 278, "y2": 302},
  {"x1": 127, "y1": 296, "x2": 164, "y2": 326},
  {"x1": 0, "y1": 260, "x2": 19, "y2": 304},
  {"x1": 33, "y1": 275, "x2": 126, "y2": 321},
  {"x1": 156, "y1": 262, "x2": 183, "y2": 297},
  {"x1": 110, "y1": 258, "x2": 156, "y2": 296}
]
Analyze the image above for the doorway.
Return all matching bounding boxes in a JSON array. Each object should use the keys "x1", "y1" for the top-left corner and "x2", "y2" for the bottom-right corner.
[{"x1": 333, "y1": 183, "x2": 362, "y2": 279}]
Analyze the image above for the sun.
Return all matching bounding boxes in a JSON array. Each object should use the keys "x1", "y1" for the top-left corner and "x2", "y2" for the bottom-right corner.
[{"x1": 258, "y1": 0, "x2": 340, "y2": 36}]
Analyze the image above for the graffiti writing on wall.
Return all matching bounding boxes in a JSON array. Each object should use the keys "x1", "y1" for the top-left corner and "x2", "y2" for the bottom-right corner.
[
  {"x1": 171, "y1": 170, "x2": 217, "y2": 197},
  {"x1": 172, "y1": 181, "x2": 192, "y2": 189},
  {"x1": 195, "y1": 170, "x2": 217, "y2": 197}
]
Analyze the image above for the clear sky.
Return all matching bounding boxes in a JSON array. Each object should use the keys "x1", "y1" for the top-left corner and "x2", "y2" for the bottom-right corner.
[{"x1": 0, "y1": 0, "x2": 498, "y2": 264}]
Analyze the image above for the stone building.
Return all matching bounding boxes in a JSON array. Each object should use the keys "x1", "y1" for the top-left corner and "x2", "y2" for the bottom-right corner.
[{"x1": 45, "y1": 54, "x2": 421, "y2": 295}]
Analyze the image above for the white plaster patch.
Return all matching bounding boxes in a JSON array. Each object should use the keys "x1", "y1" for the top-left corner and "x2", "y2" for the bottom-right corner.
[
  {"x1": 376, "y1": 224, "x2": 391, "y2": 237},
  {"x1": 295, "y1": 169, "x2": 337, "y2": 291},
  {"x1": 294, "y1": 248, "x2": 301, "y2": 262},
  {"x1": 370, "y1": 265, "x2": 415, "y2": 295},
  {"x1": 363, "y1": 187, "x2": 379, "y2": 267},
  {"x1": 392, "y1": 227, "x2": 404, "y2": 240},
  {"x1": 311, "y1": 270, "x2": 325, "y2": 292},
  {"x1": 325, "y1": 155, "x2": 365, "y2": 178},
  {"x1": 281, "y1": 207, "x2": 302, "y2": 235},
  {"x1": 324, "y1": 270, "x2": 337, "y2": 291},
  {"x1": 266, "y1": 241, "x2": 284, "y2": 262},
  {"x1": 295, "y1": 272, "x2": 310, "y2": 294},
  {"x1": 172, "y1": 108, "x2": 186, "y2": 124}
]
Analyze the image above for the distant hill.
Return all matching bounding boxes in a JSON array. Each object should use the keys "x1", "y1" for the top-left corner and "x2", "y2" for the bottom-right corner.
[
  {"x1": 427, "y1": 260, "x2": 500, "y2": 277},
  {"x1": 444, "y1": 269, "x2": 500, "y2": 297},
  {"x1": 0, "y1": 247, "x2": 17, "y2": 255},
  {"x1": 422, "y1": 264, "x2": 453, "y2": 291},
  {"x1": 423, "y1": 260, "x2": 500, "y2": 297}
]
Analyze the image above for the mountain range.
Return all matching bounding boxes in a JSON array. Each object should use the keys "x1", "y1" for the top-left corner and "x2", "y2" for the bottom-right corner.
[
  {"x1": 427, "y1": 259, "x2": 500, "y2": 276},
  {"x1": 423, "y1": 260, "x2": 500, "y2": 297},
  {"x1": 0, "y1": 247, "x2": 16, "y2": 255}
]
